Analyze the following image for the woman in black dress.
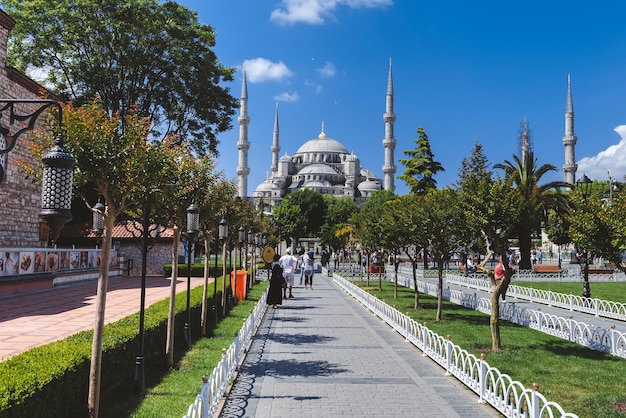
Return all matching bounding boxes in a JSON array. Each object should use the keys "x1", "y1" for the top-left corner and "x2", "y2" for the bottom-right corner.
[{"x1": 267, "y1": 254, "x2": 284, "y2": 309}]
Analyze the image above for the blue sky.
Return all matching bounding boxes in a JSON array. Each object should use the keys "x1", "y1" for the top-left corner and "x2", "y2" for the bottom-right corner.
[{"x1": 179, "y1": 0, "x2": 626, "y2": 195}]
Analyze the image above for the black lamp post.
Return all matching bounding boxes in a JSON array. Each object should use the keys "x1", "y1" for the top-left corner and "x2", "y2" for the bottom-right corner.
[
  {"x1": 248, "y1": 229, "x2": 254, "y2": 288},
  {"x1": 218, "y1": 218, "x2": 228, "y2": 319},
  {"x1": 238, "y1": 226, "x2": 245, "y2": 269},
  {"x1": 0, "y1": 99, "x2": 75, "y2": 242},
  {"x1": 184, "y1": 203, "x2": 200, "y2": 348},
  {"x1": 576, "y1": 174, "x2": 593, "y2": 299}
]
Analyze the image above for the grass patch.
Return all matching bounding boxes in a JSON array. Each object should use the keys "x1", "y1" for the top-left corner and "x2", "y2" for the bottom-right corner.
[
  {"x1": 104, "y1": 281, "x2": 269, "y2": 418},
  {"x1": 513, "y1": 281, "x2": 626, "y2": 304},
  {"x1": 356, "y1": 281, "x2": 626, "y2": 418}
]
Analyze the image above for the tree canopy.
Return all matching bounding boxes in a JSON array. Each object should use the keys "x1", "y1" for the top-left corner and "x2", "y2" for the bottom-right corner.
[
  {"x1": 1, "y1": 0, "x2": 238, "y2": 155},
  {"x1": 398, "y1": 126, "x2": 444, "y2": 195}
]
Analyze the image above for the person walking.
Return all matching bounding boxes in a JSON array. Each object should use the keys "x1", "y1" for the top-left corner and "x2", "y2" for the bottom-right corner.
[
  {"x1": 267, "y1": 254, "x2": 284, "y2": 309},
  {"x1": 303, "y1": 250, "x2": 315, "y2": 289},
  {"x1": 279, "y1": 248, "x2": 298, "y2": 299}
]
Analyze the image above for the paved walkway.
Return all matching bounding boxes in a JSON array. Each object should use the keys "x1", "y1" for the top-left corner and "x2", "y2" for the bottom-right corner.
[
  {"x1": 218, "y1": 274, "x2": 501, "y2": 418},
  {"x1": 0, "y1": 275, "x2": 207, "y2": 360}
]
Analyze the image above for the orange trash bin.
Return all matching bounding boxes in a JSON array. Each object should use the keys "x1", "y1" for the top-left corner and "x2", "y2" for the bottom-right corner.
[{"x1": 230, "y1": 270, "x2": 248, "y2": 301}]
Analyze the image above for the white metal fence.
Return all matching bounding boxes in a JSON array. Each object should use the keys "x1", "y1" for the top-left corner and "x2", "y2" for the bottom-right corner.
[
  {"x1": 331, "y1": 271, "x2": 579, "y2": 418},
  {"x1": 445, "y1": 272, "x2": 626, "y2": 321},
  {"x1": 182, "y1": 288, "x2": 268, "y2": 418},
  {"x1": 388, "y1": 268, "x2": 626, "y2": 359}
]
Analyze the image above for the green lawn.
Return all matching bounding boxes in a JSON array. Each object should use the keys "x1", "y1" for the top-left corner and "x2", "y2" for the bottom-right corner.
[{"x1": 357, "y1": 281, "x2": 626, "y2": 418}]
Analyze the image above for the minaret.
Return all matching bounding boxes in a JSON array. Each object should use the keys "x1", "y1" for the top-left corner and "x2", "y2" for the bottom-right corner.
[
  {"x1": 270, "y1": 102, "x2": 280, "y2": 174},
  {"x1": 562, "y1": 74, "x2": 577, "y2": 185},
  {"x1": 382, "y1": 58, "x2": 396, "y2": 191},
  {"x1": 236, "y1": 66, "x2": 251, "y2": 198}
]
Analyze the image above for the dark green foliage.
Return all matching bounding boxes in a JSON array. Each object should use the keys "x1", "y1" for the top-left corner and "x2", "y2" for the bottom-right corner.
[
  {"x1": 398, "y1": 127, "x2": 444, "y2": 195},
  {"x1": 1, "y1": 0, "x2": 238, "y2": 155}
]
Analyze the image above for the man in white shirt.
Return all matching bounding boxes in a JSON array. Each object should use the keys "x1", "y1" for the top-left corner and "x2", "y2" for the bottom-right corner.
[{"x1": 279, "y1": 248, "x2": 298, "y2": 299}]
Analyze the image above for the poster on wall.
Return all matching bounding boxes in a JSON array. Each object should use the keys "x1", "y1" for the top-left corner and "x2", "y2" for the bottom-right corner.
[
  {"x1": 0, "y1": 252, "x2": 5, "y2": 276},
  {"x1": 4, "y1": 251, "x2": 19, "y2": 275},
  {"x1": 19, "y1": 251, "x2": 35, "y2": 274},
  {"x1": 69, "y1": 251, "x2": 80, "y2": 269},
  {"x1": 59, "y1": 251, "x2": 71, "y2": 270},
  {"x1": 34, "y1": 251, "x2": 46, "y2": 273},
  {"x1": 46, "y1": 251, "x2": 59, "y2": 272}
]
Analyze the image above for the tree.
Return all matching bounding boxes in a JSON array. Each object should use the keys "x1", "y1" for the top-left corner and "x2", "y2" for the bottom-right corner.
[
  {"x1": 456, "y1": 141, "x2": 492, "y2": 267},
  {"x1": 270, "y1": 199, "x2": 306, "y2": 248},
  {"x1": 456, "y1": 140, "x2": 490, "y2": 186},
  {"x1": 1, "y1": 0, "x2": 238, "y2": 155},
  {"x1": 398, "y1": 126, "x2": 444, "y2": 195},
  {"x1": 393, "y1": 194, "x2": 426, "y2": 309},
  {"x1": 56, "y1": 100, "x2": 178, "y2": 417},
  {"x1": 460, "y1": 173, "x2": 524, "y2": 350},
  {"x1": 494, "y1": 151, "x2": 569, "y2": 269},
  {"x1": 568, "y1": 187, "x2": 626, "y2": 274},
  {"x1": 420, "y1": 188, "x2": 467, "y2": 321},
  {"x1": 318, "y1": 196, "x2": 359, "y2": 252},
  {"x1": 286, "y1": 189, "x2": 327, "y2": 237}
]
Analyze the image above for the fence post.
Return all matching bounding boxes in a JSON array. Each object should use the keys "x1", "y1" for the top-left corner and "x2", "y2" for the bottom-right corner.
[
  {"x1": 445, "y1": 335, "x2": 452, "y2": 376},
  {"x1": 478, "y1": 353, "x2": 486, "y2": 403},
  {"x1": 200, "y1": 375, "x2": 209, "y2": 418},
  {"x1": 531, "y1": 383, "x2": 540, "y2": 418},
  {"x1": 610, "y1": 325, "x2": 617, "y2": 355},
  {"x1": 422, "y1": 322, "x2": 429, "y2": 356}
]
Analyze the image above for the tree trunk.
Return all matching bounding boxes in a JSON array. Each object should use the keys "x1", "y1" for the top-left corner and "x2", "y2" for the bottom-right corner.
[
  {"x1": 221, "y1": 241, "x2": 228, "y2": 317},
  {"x1": 412, "y1": 260, "x2": 420, "y2": 309},
  {"x1": 518, "y1": 223, "x2": 533, "y2": 270},
  {"x1": 435, "y1": 261, "x2": 444, "y2": 322},
  {"x1": 393, "y1": 262, "x2": 398, "y2": 299},
  {"x1": 490, "y1": 288, "x2": 501, "y2": 351},
  {"x1": 88, "y1": 213, "x2": 114, "y2": 418},
  {"x1": 166, "y1": 226, "x2": 180, "y2": 367},
  {"x1": 201, "y1": 233, "x2": 212, "y2": 336}
]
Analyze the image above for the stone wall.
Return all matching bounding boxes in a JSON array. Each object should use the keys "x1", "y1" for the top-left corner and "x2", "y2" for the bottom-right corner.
[{"x1": 0, "y1": 9, "x2": 49, "y2": 247}]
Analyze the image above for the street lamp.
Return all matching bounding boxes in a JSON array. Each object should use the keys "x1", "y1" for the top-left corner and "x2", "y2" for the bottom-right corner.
[
  {"x1": 184, "y1": 203, "x2": 200, "y2": 348},
  {"x1": 218, "y1": 218, "x2": 228, "y2": 317},
  {"x1": 247, "y1": 229, "x2": 254, "y2": 289},
  {"x1": 0, "y1": 99, "x2": 75, "y2": 242},
  {"x1": 238, "y1": 226, "x2": 245, "y2": 269},
  {"x1": 576, "y1": 174, "x2": 593, "y2": 299},
  {"x1": 92, "y1": 198, "x2": 105, "y2": 236}
]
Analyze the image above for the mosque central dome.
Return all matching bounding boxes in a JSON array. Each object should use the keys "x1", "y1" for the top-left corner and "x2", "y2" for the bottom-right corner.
[{"x1": 295, "y1": 123, "x2": 349, "y2": 155}]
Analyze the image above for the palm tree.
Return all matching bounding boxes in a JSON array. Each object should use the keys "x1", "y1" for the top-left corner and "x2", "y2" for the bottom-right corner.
[{"x1": 494, "y1": 150, "x2": 569, "y2": 269}]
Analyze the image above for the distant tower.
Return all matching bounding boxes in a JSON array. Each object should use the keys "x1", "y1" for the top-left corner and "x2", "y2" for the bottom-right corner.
[
  {"x1": 270, "y1": 102, "x2": 280, "y2": 175},
  {"x1": 237, "y1": 66, "x2": 251, "y2": 198},
  {"x1": 562, "y1": 74, "x2": 577, "y2": 185},
  {"x1": 518, "y1": 118, "x2": 532, "y2": 162},
  {"x1": 382, "y1": 58, "x2": 396, "y2": 191}
]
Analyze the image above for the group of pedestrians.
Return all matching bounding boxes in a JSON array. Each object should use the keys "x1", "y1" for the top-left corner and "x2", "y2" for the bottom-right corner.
[{"x1": 267, "y1": 247, "x2": 316, "y2": 309}]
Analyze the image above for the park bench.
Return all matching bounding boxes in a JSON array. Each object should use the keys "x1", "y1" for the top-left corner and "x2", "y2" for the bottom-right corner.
[{"x1": 533, "y1": 265, "x2": 562, "y2": 274}]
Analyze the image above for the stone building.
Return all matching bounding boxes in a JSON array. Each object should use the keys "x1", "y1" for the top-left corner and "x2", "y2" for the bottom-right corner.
[{"x1": 0, "y1": 9, "x2": 50, "y2": 247}]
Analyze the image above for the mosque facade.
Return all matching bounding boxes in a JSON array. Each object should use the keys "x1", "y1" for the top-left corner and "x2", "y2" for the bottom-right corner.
[{"x1": 236, "y1": 60, "x2": 397, "y2": 210}]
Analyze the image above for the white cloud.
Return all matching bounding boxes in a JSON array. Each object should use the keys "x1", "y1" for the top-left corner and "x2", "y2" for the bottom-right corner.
[
  {"x1": 317, "y1": 61, "x2": 336, "y2": 78},
  {"x1": 305, "y1": 79, "x2": 323, "y2": 94},
  {"x1": 270, "y1": 0, "x2": 392, "y2": 25},
  {"x1": 274, "y1": 92, "x2": 300, "y2": 102},
  {"x1": 577, "y1": 125, "x2": 626, "y2": 182},
  {"x1": 244, "y1": 58, "x2": 293, "y2": 83}
]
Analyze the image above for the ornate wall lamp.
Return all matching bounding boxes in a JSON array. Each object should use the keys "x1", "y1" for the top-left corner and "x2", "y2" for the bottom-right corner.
[{"x1": 0, "y1": 99, "x2": 75, "y2": 242}]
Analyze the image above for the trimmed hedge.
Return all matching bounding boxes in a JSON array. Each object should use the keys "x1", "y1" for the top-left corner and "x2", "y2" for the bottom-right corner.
[
  {"x1": 0, "y1": 278, "x2": 230, "y2": 418},
  {"x1": 163, "y1": 263, "x2": 227, "y2": 279}
]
